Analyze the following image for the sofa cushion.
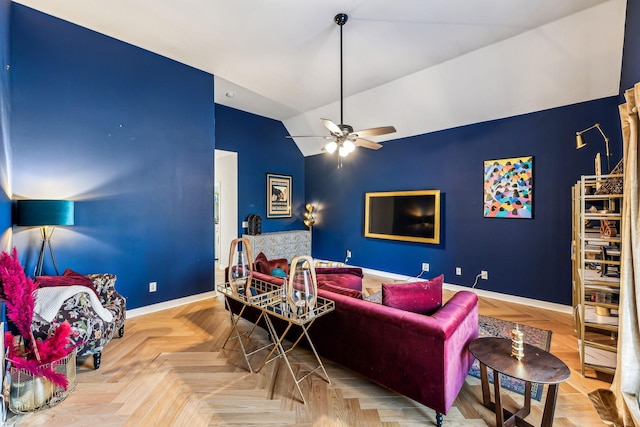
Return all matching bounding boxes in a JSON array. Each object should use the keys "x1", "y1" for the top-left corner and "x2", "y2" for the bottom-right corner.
[
  {"x1": 318, "y1": 281, "x2": 362, "y2": 299},
  {"x1": 381, "y1": 274, "x2": 443, "y2": 315},
  {"x1": 254, "y1": 252, "x2": 271, "y2": 274}
]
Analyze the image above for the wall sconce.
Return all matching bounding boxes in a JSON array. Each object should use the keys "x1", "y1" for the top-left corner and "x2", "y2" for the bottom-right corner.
[
  {"x1": 576, "y1": 123, "x2": 611, "y2": 173},
  {"x1": 303, "y1": 204, "x2": 316, "y2": 229},
  {"x1": 16, "y1": 199, "x2": 75, "y2": 276}
]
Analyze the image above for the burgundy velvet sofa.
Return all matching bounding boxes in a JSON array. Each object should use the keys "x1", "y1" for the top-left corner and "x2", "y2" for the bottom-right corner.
[{"x1": 227, "y1": 269, "x2": 478, "y2": 427}]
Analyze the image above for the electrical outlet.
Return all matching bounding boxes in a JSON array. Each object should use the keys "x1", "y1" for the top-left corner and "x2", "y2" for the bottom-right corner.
[
  {"x1": 455, "y1": 267, "x2": 462, "y2": 276},
  {"x1": 242, "y1": 221, "x2": 248, "y2": 228},
  {"x1": 422, "y1": 262, "x2": 429, "y2": 272},
  {"x1": 481, "y1": 270, "x2": 488, "y2": 280},
  {"x1": 149, "y1": 281, "x2": 157, "y2": 292}
]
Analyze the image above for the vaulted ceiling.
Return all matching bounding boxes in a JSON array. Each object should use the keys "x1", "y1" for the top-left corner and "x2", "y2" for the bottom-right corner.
[{"x1": 14, "y1": 0, "x2": 627, "y2": 155}]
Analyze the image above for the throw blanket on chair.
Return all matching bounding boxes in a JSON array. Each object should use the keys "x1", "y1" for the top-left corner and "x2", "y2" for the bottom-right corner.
[{"x1": 35, "y1": 285, "x2": 114, "y2": 323}]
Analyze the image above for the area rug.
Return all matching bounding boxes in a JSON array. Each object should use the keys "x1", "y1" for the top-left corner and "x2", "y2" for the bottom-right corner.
[{"x1": 470, "y1": 315, "x2": 553, "y2": 401}]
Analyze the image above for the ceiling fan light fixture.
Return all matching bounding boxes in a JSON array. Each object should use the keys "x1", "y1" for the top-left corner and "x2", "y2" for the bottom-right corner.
[
  {"x1": 343, "y1": 140, "x2": 355, "y2": 153},
  {"x1": 338, "y1": 145, "x2": 350, "y2": 157},
  {"x1": 325, "y1": 141, "x2": 338, "y2": 154}
]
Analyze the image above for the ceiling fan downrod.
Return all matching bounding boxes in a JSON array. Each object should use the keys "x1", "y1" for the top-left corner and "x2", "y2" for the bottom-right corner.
[{"x1": 335, "y1": 13, "x2": 348, "y2": 126}]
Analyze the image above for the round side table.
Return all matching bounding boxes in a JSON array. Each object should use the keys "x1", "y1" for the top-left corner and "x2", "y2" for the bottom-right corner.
[{"x1": 469, "y1": 337, "x2": 570, "y2": 427}]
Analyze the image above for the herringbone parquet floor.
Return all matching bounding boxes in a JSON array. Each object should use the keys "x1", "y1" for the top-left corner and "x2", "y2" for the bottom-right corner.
[{"x1": 8, "y1": 271, "x2": 611, "y2": 426}]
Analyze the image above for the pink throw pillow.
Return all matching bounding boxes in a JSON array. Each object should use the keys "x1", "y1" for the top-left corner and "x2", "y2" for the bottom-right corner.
[{"x1": 381, "y1": 274, "x2": 443, "y2": 315}]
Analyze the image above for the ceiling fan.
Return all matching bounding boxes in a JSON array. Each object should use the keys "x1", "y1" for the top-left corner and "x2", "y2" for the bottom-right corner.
[{"x1": 287, "y1": 13, "x2": 396, "y2": 165}]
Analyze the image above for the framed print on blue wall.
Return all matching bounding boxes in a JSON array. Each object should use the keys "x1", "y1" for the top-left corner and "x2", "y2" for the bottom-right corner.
[
  {"x1": 267, "y1": 173, "x2": 292, "y2": 218},
  {"x1": 483, "y1": 156, "x2": 533, "y2": 219}
]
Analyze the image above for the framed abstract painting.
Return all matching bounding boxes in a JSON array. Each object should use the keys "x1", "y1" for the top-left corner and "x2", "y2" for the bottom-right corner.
[{"x1": 483, "y1": 156, "x2": 533, "y2": 219}]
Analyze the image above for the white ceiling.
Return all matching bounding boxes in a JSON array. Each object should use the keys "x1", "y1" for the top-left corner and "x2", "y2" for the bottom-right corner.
[{"x1": 13, "y1": 0, "x2": 627, "y2": 155}]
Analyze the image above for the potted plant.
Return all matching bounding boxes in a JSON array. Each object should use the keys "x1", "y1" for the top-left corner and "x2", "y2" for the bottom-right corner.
[{"x1": 0, "y1": 249, "x2": 76, "y2": 412}]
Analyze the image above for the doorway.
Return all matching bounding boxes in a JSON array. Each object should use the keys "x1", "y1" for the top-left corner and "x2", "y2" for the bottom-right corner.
[{"x1": 214, "y1": 149, "x2": 238, "y2": 269}]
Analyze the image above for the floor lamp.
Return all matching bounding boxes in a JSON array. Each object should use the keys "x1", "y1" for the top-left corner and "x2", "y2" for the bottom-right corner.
[{"x1": 16, "y1": 199, "x2": 75, "y2": 276}]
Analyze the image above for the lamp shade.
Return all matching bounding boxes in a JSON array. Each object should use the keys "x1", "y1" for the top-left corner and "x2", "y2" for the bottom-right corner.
[{"x1": 16, "y1": 200, "x2": 75, "y2": 226}]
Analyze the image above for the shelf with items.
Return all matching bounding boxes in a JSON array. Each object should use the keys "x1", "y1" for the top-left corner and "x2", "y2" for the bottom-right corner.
[{"x1": 573, "y1": 173, "x2": 623, "y2": 377}]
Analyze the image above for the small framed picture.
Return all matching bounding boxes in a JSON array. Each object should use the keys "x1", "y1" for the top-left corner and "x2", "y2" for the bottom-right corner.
[{"x1": 266, "y1": 173, "x2": 292, "y2": 218}]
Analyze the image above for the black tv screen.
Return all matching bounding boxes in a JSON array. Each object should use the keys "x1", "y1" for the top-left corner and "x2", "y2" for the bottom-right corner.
[{"x1": 364, "y1": 190, "x2": 440, "y2": 244}]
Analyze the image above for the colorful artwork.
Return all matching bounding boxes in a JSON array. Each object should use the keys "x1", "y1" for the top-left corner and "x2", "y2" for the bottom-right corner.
[{"x1": 483, "y1": 156, "x2": 533, "y2": 219}]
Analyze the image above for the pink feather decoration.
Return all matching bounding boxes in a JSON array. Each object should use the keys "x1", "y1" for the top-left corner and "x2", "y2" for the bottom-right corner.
[
  {"x1": 35, "y1": 322, "x2": 76, "y2": 364},
  {"x1": 0, "y1": 249, "x2": 76, "y2": 390},
  {"x1": 0, "y1": 248, "x2": 37, "y2": 338}
]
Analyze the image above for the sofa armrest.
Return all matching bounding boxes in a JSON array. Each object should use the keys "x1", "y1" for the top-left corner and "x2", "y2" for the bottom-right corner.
[
  {"x1": 431, "y1": 291, "x2": 479, "y2": 339},
  {"x1": 87, "y1": 274, "x2": 125, "y2": 307}
]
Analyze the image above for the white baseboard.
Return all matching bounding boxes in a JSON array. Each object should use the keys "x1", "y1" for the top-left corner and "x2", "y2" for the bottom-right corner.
[
  {"x1": 126, "y1": 291, "x2": 217, "y2": 318},
  {"x1": 360, "y1": 267, "x2": 572, "y2": 315},
  {"x1": 127, "y1": 266, "x2": 572, "y2": 317}
]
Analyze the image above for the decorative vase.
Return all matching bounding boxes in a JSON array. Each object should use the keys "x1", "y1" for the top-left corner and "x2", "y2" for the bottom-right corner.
[
  {"x1": 10, "y1": 376, "x2": 55, "y2": 412},
  {"x1": 287, "y1": 255, "x2": 318, "y2": 315},
  {"x1": 227, "y1": 237, "x2": 253, "y2": 296}
]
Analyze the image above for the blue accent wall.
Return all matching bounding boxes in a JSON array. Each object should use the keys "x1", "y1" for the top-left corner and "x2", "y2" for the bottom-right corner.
[
  {"x1": 215, "y1": 104, "x2": 306, "y2": 236},
  {"x1": 306, "y1": 98, "x2": 621, "y2": 305},
  {"x1": 9, "y1": 5, "x2": 215, "y2": 309},
  {"x1": 0, "y1": 0, "x2": 11, "y2": 249}
]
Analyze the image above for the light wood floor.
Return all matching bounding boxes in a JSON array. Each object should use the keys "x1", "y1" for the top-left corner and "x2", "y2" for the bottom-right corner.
[{"x1": 9, "y1": 271, "x2": 611, "y2": 426}]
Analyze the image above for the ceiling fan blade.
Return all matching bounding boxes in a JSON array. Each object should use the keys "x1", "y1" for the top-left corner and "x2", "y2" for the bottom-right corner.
[
  {"x1": 321, "y1": 118, "x2": 343, "y2": 135},
  {"x1": 287, "y1": 135, "x2": 334, "y2": 139},
  {"x1": 355, "y1": 138, "x2": 383, "y2": 150},
  {"x1": 353, "y1": 126, "x2": 397, "y2": 138}
]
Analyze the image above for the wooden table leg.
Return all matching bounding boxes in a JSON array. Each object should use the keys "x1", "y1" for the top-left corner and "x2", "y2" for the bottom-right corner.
[
  {"x1": 523, "y1": 380, "x2": 532, "y2": 417},
  {"x1": 493, "y1": 369, "x2": 504, "y2": 426},
  {"x1": 479, "y1": 362, "x2": 491, "y2": 405},
  {"x1": 541, "y1": 383, "x2": 559, "y2": 427}
]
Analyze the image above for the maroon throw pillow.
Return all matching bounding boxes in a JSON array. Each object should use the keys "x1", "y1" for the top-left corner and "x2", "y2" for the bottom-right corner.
[
  {"x1": 254, "y1": 252, "x2": 271, "y2": 274},
  {"x1": 63, "y1": 268, "x2": 93, "y2": 284},
  {"x1": 318, "y1": 281, "x2": 363, "y2": 299},
  {"x1": 381, "y1": 274, "x2": 443, "y2": 315}
]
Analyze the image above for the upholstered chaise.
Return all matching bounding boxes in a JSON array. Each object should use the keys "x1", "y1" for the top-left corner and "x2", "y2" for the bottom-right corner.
[{"x1": 32, "y1": 272, "x2": 126, "y2": 369}]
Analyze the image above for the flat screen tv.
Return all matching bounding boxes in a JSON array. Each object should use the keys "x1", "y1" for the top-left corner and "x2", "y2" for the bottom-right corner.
[{"x1": 364, "y1": 190, "x2": 440, "y2": 244}]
